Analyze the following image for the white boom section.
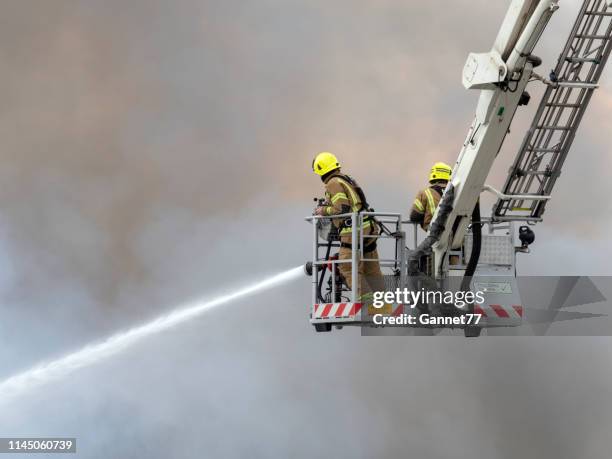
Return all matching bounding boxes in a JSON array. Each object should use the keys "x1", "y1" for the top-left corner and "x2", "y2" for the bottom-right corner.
[{"x1": 431, "y1": 0, "x2": 559, "y2": 277}]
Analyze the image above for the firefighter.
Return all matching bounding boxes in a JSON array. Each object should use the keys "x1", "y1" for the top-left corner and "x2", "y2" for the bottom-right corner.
[
  {"x1": 312, "y1": 152, "x2": 384, "y2": 302},
  {"x1": 410, "y1": 162, "x2": 452, "y2": 231}
]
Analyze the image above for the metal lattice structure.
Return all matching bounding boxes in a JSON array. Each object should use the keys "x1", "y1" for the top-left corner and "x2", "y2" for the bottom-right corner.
[{"x1": 494, "y1": 0, "x2": 612, "y2": 222}]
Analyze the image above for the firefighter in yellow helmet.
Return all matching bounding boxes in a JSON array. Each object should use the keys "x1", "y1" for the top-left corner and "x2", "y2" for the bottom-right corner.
[
  {"x1": 312, "y1": 152, "x2": 383, "y2": 301},
  {"x1": 410, "y1": 162, "x2": 452, "y2": 231}
]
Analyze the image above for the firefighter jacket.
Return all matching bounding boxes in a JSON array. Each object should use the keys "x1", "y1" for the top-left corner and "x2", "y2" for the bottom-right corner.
[
  {"x1": 410, "y1": 182, "x2": 447, "y2": 231},
  {"x1": 322, "y1": 171, "x2": 376, "y2": 242}
]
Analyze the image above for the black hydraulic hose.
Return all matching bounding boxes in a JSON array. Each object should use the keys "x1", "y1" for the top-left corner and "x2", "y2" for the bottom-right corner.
[
  {"x1": 316, "y1": 238, "x2": 333, "y2": 302},
  {"x1": 461, "y1": 201, "x2": 481, "y2": 294},
  {"x1": 407, "y1": 184, "x2": 455, "y2": 275},
  {"x1": 405, "y1": 185, "x2": 455, "y2": 312},
  {"x1": 461, "y1": 202, "x2": 482, "y2": 336}
]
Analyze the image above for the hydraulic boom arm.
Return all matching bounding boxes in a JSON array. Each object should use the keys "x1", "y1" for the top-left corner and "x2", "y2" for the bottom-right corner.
[{"x1": 430, "y1": 0, "x2": 560, "y2": 276}]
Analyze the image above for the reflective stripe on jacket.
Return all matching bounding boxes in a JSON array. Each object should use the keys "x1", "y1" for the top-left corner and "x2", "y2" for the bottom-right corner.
[
  {"x1": 323, "y1": 172, "x2": 373, "y2": 236},
  {"x1": 411, "y1": 185, "x2": 444, "y2": 231}
]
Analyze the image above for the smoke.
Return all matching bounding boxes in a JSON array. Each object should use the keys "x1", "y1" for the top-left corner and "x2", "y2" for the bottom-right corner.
[
  {"x1": 0, "y1": 266, "x2": 302, "y2": 403},
  {"x1": 0, "y1": 0, "x2": 611, "y2": 458}
]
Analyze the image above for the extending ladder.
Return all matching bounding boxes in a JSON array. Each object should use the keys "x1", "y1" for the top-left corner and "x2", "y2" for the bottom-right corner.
[{"x1": 493, "y1": 0, "x2": 612, "y2": 222}]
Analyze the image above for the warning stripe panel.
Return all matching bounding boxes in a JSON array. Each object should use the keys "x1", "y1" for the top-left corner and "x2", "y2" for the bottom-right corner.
[
  {"x1": 490, "y1": 304, "x2": 510, "y2": 318},
  {"x1": 321, "y1": 303, "x2": 333, "y2": 318},
  {"x1": 313, "y1": 303, "x2": 362, "y2": 319},
  {"x1": 475, "y1": 304, "x2": 523, "y2": 321}
]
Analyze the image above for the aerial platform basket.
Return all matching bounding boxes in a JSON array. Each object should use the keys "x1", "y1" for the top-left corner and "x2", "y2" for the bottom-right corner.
[{"x1": 305, "y1": 212, "x2": 524, "y2": 335}]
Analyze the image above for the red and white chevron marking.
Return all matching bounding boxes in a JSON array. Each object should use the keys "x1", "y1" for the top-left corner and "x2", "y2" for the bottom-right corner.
[
  {"x1": 312, "y1": 303, "x2": 362, "y2": 319},
  {"x1": 474, "y1": 304, "x2": 523, "y2": 319}
]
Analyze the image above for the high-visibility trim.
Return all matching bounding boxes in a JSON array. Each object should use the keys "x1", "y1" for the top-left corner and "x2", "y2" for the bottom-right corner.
[
  {"x1": 413, "y1": 198, "x2": 425, "y2": 212},
  {"x1": 325, "y1": 206, "x2": 334, "y2": 215},
  {"x1": 360, "y1": 292, "x2": 374, "y2": 301},
  {"x1": 331, "y1": 192, "x2": 348, "y2": 203},
  {"x1": 424, "y1": 188, "x2": 436, "y2": 215},
  {"x1": 335, "y1": 177, "x2": 361, "y2": 212},
  {"x1": 339, "y1": 219, "x2": 372, "y2": 234}
]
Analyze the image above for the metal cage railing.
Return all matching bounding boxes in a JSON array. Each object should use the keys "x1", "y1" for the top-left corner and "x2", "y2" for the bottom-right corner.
[{"x1": 306, "y1": 212, "x2": 405, "y2": 305}]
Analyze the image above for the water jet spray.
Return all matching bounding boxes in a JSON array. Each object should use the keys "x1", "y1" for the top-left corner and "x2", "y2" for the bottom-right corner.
[{"x1": 0, "y1": 266, "x2": 303, "y2": 404}]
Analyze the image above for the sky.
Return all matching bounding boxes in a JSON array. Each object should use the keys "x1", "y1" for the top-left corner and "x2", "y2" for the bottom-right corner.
[{"x1": 0, "y1": 1, "x2": 611, "y2": 458}]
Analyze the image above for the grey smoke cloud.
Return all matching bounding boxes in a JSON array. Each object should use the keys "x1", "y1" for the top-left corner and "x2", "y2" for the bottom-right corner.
[{"x1": 0, "y1": 0, "x2": 611, "y2": 458}]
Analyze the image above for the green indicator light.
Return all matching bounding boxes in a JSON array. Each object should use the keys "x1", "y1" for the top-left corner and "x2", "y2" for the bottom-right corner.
[{"x1": 497, "y1": 106, "x2": 505, "y2": 117}]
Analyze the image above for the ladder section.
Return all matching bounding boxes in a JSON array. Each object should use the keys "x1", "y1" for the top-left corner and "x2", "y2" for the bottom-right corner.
[{"x1": 493, "y1": 0, "x2": 612, "y2": 222}]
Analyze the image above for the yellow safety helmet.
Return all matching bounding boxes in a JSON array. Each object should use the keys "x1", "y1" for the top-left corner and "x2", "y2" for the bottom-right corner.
[
  {"x1": 429, "y1": 162, "x2": 452, "y2": 183},
  {"x1": 312, "y1": 151, "x2": 341, "y2": 176}
]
